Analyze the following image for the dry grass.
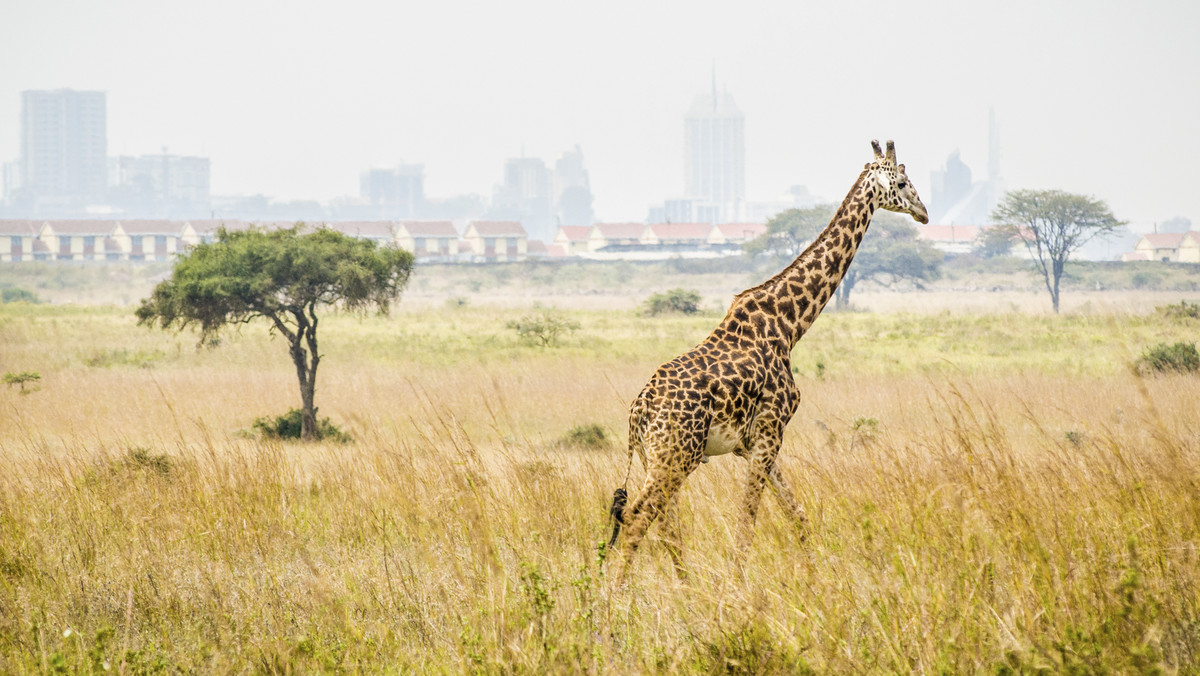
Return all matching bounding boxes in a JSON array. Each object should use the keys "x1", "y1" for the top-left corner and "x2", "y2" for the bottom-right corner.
[{"x1": 1, "y1": 302, "x2": 1199, "y2": 673}]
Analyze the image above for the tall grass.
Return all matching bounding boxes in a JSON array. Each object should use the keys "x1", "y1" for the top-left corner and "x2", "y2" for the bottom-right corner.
[{"x1": 1, "y1": 304, "x2": 1198, "y2": 672}]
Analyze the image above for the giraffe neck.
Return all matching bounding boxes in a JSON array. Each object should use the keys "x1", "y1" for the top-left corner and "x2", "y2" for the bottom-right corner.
[{"x1": 753, "y1": 169, "x2": 880, "y2": 348}]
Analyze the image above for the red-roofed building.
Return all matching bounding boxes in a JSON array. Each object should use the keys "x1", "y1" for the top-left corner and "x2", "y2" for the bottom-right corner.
[
  {"x1": 112, "y1": 220, "x2": 197, "y2": 261},
  {"x1": 1125, "y1": 231, "x2": 1200, "y2": 263},
  {"x1": 588, "y1": 222, "x2": 645, "y2": 252},
  {"x1": 38, "y1": 220, "x2": 119, "y2": 261},
  {"x1": 708, "y1": 223, "x2": 766, "y2": 246},
  {"x1": 330, "y1": 221, "x2": 397, "y2": 245},
  {"x1": 395, "y1": 220, "x2": 459, "y2": 259},
  {"x1": 642, "y1": 223, "x2": 713, "y2": 246},
  {"x1": 553, "y1": 225, "x2": 591, "y2": 255},
  {"x1": 463, "y1": 221, "x2": 527, "y2": 261},
  {"x1": 0, "y1": 220, "x2": 39, "y2": 262},
  {"x1": 916, "y1": 224, "x2": 981, "y2": 255}
]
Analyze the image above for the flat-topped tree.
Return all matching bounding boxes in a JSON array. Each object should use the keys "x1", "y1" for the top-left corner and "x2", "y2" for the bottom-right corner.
[
  {"x1": 990, "y1": 189, "x2": 1123, "y2": 313},
  {"x1": 136, "y1": 224, "x2": 414, "y2": 440}
]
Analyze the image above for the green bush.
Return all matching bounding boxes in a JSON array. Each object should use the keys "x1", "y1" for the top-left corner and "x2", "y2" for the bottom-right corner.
[
  {"x1": 507, "y1": 310, "x2": 579, "y2": 347},
  {"x1": 561, "y1": 423, "x2": 609, "y2": 449},
  {"x1": 1135, "y1": 342, "x2": 1200, "y2": 375},
  {"x1": 642, "y1": 288, "x2": 702, "y2": 316},
  {"x1": 1, "y1": 287, "x2": 40, "y2": 303},
  {"x1": 1158, "y1": 300, "x2": 1200, "y2": 320},
  {"x1": 253, "y1": 408, "x2": 352, "y2": 443}
]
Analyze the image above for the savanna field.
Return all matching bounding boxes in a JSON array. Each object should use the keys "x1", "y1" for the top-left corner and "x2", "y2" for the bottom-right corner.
[{"x1": 2, "y1": 260, "x2": 1200, "y2": 673}]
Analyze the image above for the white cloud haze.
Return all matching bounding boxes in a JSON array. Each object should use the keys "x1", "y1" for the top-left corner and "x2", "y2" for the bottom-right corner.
[{"x1": 2, "y1": 0, "x2": 1198, "y2": 229}]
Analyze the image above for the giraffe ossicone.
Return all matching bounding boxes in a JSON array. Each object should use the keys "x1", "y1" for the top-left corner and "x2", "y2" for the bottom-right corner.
[{"x1": 608, "y1": 140, "x2": 928, "y2": 582}]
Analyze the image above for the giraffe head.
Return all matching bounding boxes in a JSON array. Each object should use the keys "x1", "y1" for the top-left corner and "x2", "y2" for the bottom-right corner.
[{"x1": 866, "y1": 140, "x2": 928, "y2": 224}]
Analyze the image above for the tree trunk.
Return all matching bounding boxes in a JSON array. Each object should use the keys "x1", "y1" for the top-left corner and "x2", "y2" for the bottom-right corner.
[
  {"x1": 288, "y1": 309, "x2": 321, "y2": 441},
  {"x1": 1050, "y1": 258, "x2": 1064, "y2": 314}
]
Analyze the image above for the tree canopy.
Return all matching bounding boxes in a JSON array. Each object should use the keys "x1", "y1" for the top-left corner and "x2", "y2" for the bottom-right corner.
[
  {"x1": 136, "y1": 224, "x2": 415, "y2": 439},
  {"x1": 748, "y1": 206, "x2": 943, "y2": 308},
  {"x1": 990, "y1": 189, "x2": 1123, "y2": 313}
]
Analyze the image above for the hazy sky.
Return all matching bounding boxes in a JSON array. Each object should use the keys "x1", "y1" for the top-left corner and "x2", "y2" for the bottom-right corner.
[{"x1": 2, "y1": 0, "x2": 1198, "y2": 230}]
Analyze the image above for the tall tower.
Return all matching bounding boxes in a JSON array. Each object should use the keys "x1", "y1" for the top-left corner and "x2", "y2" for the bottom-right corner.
[
  {"x1": 20, "y1": 89, "x2": 108, "y2": 209},
  {"x1": 683, "y1": 73, "x2": 745, "y2": 220}
]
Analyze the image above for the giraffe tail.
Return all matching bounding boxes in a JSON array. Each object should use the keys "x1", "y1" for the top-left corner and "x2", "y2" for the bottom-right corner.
[{"x1": 606, "y1": 487, "x2": 628, "y2": 548}]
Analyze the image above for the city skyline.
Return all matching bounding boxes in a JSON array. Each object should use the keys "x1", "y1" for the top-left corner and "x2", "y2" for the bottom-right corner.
[{"x1": 2, "y1": 0, "x2": 1198, "y2": 232}]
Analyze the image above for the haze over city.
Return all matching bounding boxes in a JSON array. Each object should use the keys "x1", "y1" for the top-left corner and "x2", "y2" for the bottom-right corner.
[{"x1": 2, "y1": 0, "x2": 1198, "y2": 230}]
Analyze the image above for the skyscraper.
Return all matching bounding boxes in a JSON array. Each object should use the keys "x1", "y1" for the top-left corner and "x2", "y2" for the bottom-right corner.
[
  {"x1": 20, "y1": 89, "x2": 108, "y2": 209},
  {"x1": 683, "y1": 76, "x2": 745, "y2": 221}
]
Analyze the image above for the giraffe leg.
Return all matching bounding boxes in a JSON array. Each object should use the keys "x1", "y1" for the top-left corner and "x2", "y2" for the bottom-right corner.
[
  {"x1": 613, "y1": 460, "x2": 695, "y2": 584},
  {"x1": 736, "y1": 452, "x2": 773, "y2": 556},
  {"x1": 768, "y1": 464, "x2": 808, "y2": 539},
  {"x1": 660, "y1": 494, "x2": 688, "y2": 580}
]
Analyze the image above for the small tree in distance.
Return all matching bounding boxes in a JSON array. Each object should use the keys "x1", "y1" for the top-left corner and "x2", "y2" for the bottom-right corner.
[
  {"x1": 990, "y1": 189, "x2": 1123, "y2": 313},
  {"x1": 136, "y1": 224, "x2": 415, "y2": 440}
]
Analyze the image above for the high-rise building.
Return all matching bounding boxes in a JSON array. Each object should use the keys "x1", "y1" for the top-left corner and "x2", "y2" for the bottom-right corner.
[
  {"x1": 490, "y1": 157, "x2": 553, "y2": 241},
  {"x1": 110, "y1": 151, "x2": 211, "y2": 215},
  {"x1": 683, "y1": 77, "x2": 745, "y2": 222},
  {"x1": 360, "y1": 164, "x2": 425, "y2": 218},
  {"x1": 20, "y1": 89, "x2": 108, "y2": 209},
  {"x1": 553, "y1": 145, "x2": 594, "y2": 227}
]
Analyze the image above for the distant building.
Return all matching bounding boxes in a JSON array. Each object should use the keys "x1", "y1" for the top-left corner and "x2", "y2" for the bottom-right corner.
[
  {"x1": 360, "y1": 164, "x2": 425, "y2": 218},
  {"x1": 1123, "y1": 231, "x2": 1200, "y2": 263},
  {"x1": 395, "y1": 220, "x2": 460, "y2": 260},
  {"x1": 683, "y1": 77, "x2": 745, "y2": 222},
  {"x1": 18, "y1": 89, "x2": 108, "y2": 212},
  {"x1": 0, "y1": 220, "x2": 40, "y2": 262},
  {"x1": 587, "y1": 222, "x2": 645, "y2": 253},
  {"x1": 110, "y1": 151, "x2": 211, "y2": 215},
  {"x1": 915, "y1": 224, "x2": 981, "y2": 255},
  {"x1": 552, "y1": 225, "x2": 591, "y2": 255},
  {"x1": 928, "y1": 109, "x2": 1006, "y2": 227},
  {"x1": 490, "y1": 157, "x2": 554, "y2": 242},
  {"x1": 463, "y1": 220, "x2": 527, "y2": 262},
  {"x1": 553, "y1": 145, "x2": 594, "y2": 227}
]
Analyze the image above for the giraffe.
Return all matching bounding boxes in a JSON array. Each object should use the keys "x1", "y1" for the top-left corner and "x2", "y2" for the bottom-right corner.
[{"x1": 608, "y1": 140, "x2": 928, "y2": 581}]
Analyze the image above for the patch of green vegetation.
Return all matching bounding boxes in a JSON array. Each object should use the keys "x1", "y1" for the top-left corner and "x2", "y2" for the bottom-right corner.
[
  {"x1": 506, "y1": 309, "x2": 580, "y2": 347},
  {"x1": 253, "y1": 408, "x2": 352, "y2": 443},
  {"x1": 85, "y1": 347, "x2": 165, "y2": 369},
  {"x1": 3, "y1": 370, "x2": 41, "y2": 393},
  {"x1": 560, "y1": 423, "x2": 610, "y2": 449},
  {"x1": 1, "y1": 287, "x2": 40, "y2": 303},
  {"x1": 1136, "y1": 341, "x2": 1200, "y2": 375},
  {"x1": 642, "y1": 288, "x2": 703, "y2": 316},
  {"x1": 1158, "y1": 299, "x2": 1200, "y2": 320}
]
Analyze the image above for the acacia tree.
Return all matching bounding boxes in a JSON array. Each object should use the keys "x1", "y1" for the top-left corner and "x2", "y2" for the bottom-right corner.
[
  {"x1": 748, "y1": 206, "x2": 942, "y2": 308},
  {"x1": 990, "y1": 189, "x2": 1123, "y2": 313},
  {"x1": 136, "y1": 224, "x2": 415, "y2": 440},
  {"x1": 834, "y1": 212, "x2": 943, "y2": 309}
]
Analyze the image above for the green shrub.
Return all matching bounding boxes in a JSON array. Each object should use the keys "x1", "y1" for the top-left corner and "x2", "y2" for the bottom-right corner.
[
  {"x1": 507, "y1": 310, "x2": 579, "y2": 347},
  {"x1": 642, "y1": 288, "x2": 702, "y2": 316},
  {"x1": 126, "y1": 447, "x2": 172, "y2": 477},
  {"x1": 1158, "y1": 300, "x2": 1200, "y2": 320},
  {"x1": 1, "y1": 287, "x2": 40, "y2": 303},
  {"x1": 561, "y1": 423, "x2": 609, "y2": 449},
  {"x1": 253, "y1": 408, "x2": 352, "y2": 443},
  {"x1": 1135, "y1": 342, "x2": 1200, "y2": 375}
]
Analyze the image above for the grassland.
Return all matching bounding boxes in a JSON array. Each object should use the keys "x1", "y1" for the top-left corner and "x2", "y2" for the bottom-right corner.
[{"x1": 1, "y1": 275, "x2": 1200, "y2": 673}]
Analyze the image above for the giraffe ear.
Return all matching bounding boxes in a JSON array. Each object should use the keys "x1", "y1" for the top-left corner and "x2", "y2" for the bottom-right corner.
[
  {"x1": 885, "y1": 140, "x2": 896, "y2": 164},
  {"x1": 871, "y1": 140, "x2": 884, "y2": 159}
]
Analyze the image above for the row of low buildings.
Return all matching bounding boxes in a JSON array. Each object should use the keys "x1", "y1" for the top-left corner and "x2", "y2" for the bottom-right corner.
[
  {"x1": 3, "y1": 218, "x2": 1197, "y2": 265},
  {"x1": 0, "y1": 219, "x2": 768, "y2": 264}
]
